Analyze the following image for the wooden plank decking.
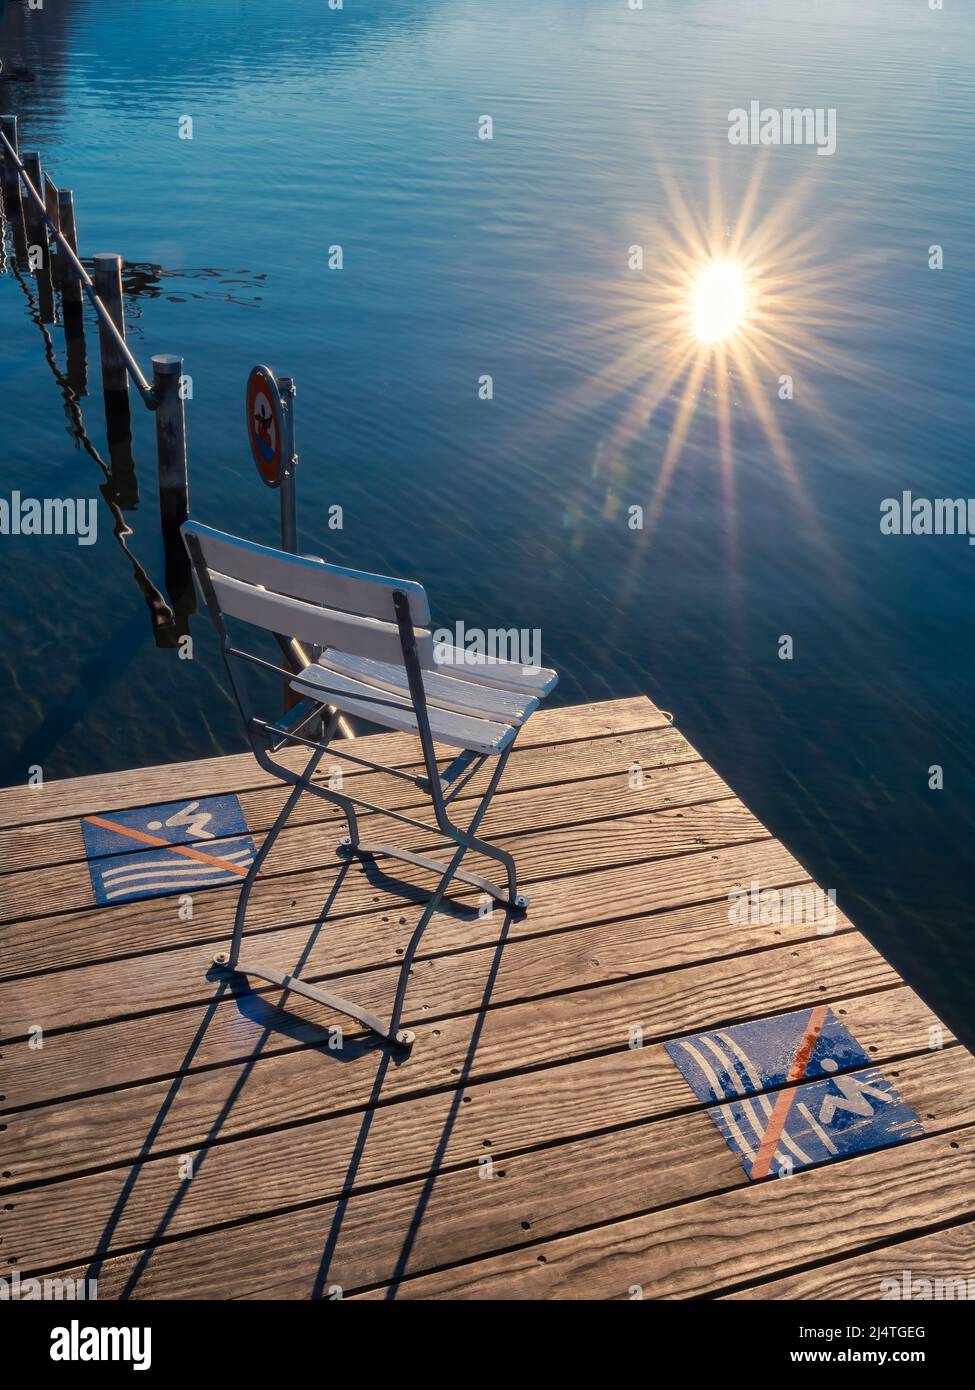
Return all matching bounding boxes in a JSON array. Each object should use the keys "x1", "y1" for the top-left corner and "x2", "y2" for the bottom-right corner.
[{"x1": 1, "y1": 695, "x2": 972, "y2": 1300}]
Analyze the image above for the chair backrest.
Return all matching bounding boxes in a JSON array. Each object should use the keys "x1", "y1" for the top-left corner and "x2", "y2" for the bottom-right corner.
[{"x1": 182, "y1": 520, "x2": 432, "y2": 666}]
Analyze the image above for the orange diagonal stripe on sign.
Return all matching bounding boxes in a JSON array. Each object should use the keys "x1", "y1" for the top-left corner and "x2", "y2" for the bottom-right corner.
[
  {"x1": 749, "y1": 1003, "x2": 829, "y2": 1180},
  {"x1": 84, "y1": 815, "x2": 252, "y2": 877}
]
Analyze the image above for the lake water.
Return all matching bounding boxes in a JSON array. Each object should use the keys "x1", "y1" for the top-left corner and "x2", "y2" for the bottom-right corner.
[{"x1": 1, "y1": 0, "x2": 973, "y2": 1042}]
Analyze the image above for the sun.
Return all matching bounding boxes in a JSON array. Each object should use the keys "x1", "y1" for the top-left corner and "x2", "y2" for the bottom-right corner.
[
  {"x1": 520, "y1": 154, "x2": 885, "y2": 592},
  {"x1": 690, "y1": 258, "x2": 749, "y2": 343}
]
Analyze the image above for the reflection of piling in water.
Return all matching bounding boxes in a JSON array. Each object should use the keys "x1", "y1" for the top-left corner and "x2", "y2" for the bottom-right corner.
[
  {"x1": 103, "y1": 392, "x2": 139, "y2": 510},
  {"x1": 153, "y1": 354, "x2": 195, "y2": 625},
  {"x1": 7, "y1": 255, "x2": 178, "y2": 646},
  {"x1": 0, "y1": 120, "x2": 196, "y2": 649}
]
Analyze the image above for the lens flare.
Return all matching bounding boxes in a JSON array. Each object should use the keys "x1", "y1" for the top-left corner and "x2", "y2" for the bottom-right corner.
[{"x1": 691, "y1": 259, "x2": 749, "y2": 342}]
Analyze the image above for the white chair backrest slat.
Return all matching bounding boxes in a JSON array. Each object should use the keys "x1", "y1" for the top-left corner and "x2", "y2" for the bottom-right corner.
[
  {"x1": 183, "y1": 520, "x2": 430, "y2": 627},
  {"x1": 209, "y1": 572, "x2": 432, "y2": 668}
]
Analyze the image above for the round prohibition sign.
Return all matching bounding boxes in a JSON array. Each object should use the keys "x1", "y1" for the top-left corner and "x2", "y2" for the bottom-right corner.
[{"x1": 246, "y1": 364, "x2": 286, "y2": 488}]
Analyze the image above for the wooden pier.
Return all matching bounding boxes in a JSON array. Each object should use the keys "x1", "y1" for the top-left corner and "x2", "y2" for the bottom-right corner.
[{"x1": 0, "y1": 696, "x2": 972, "y2": 1299}]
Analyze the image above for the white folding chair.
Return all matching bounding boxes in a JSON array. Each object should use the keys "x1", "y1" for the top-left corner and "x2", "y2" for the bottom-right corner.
[{"x1": 182, "y1": 521, "x2": 558, "y2": 1048}]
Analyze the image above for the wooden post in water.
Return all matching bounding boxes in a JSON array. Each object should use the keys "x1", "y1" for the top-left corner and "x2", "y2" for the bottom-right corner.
[
  {"x1": 43, "y1": 175, "x2": 61, "y2": 287},
  {"x1": 93, "y1": 253, "x2": 129, "y2": 397},
  {"x1": 0, "y1": 116, "x2": 28, "y2": 265},
  {"x1": 153, "y1": 354, "x2": 194, "y2": 622},
  {"x1": 22, "y1": 153, "x2": 55, "y2": 322},
  {"x1": 94, "y1": 253, "x2": 137, "y2": 503},
  {"x1": 0, "y1": 115, "x2": 18, "y2": 199},
  {"x1": 153, "y1": 355, "x2": 189, "y2": 498},
  {"x1": 21, "y1": 152, "x2": 47, "y2": 256},
  {"x1": 57, "y1": 188, "x2": 87, "y2": 394},
  {"x1": 0, "y1": 115, "x2": 22, "y2": 213}
]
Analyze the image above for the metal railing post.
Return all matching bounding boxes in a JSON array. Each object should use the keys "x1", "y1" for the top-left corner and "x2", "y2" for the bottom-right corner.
[{"x1": 277, "y1": 375, "x2": 298, "y2": 554}]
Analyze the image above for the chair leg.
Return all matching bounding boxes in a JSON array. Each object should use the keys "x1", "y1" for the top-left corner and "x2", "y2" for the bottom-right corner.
[
  {"x1": 216, "y1": 734, "x2": 523, "y2": 1048},
  {"x1": 437, "y1": 740, "x2": 524, "y2": 907},
  {"x1": 341, "y1": 738, "x2": 526, "y2": 908},
  {"x1": 211, "y1": 744, "x2": 416, "y2": 1048}
]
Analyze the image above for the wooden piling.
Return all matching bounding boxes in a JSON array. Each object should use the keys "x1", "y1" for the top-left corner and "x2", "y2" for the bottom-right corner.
[
  {"x1": 21, "y1": 151, "x2": 48, "y2": 259},
  {"x1": 0, "y1": 115, "x2": 20, "y2": 202},
  {"x1": 0, "y1": 116, "x2": 28, "y2": 265},
  {"x1": 57, "y1": 190, "x2": 83, "y2": 310},
  {"x1": 56, "y1": 190, "x2": 87, "y2": 393},
  {"x1": 93, "y1": 253, "x2": 129, "y2": 396},
  {"x1": 153, "y1": 354, "x2": 194, "y2": 621},
  {"x1": 152, "y1": 355, "x2": 189, "y2": 514},
  {"x1": 20, "y1": 153, "x2": 55, "y2": 321},
  {"x1": 43, "y1": 175, "x2": 61, "y2": 286}
]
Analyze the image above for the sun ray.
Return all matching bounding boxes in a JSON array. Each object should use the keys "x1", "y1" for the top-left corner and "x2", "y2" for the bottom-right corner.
[{"x1": 499, "y1": 154, "x2": 885, "y2": 578}]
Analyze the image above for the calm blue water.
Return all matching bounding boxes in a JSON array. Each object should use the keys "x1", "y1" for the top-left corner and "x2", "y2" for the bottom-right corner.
[{"x1": 1, "y1": 0, "x2": 973, "y2": 1041}]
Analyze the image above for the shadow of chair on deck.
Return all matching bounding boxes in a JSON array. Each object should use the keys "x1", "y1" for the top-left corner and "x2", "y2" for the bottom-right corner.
[{"x1": 85, "y1": 849, "x2": 512, "y2": 1301}]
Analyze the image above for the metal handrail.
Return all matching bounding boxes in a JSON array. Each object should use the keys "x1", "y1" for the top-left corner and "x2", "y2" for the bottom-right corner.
[{"x1": 0, "y1": 127, "x2": 156, "y2": 408}]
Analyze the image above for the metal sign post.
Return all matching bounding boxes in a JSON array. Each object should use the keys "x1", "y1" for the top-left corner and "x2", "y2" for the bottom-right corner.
[{"x1": 277, "y1": 375, "x2": 298, "y2": 555}]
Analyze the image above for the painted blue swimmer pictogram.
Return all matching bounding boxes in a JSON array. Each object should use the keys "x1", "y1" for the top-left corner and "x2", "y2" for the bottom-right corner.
[
  {"x1": 665, "y1": 1004, "x2": 924, "y2": 1179},
  {"x1": 81, "y1": 793, "x2": 257, "y2": 906}
]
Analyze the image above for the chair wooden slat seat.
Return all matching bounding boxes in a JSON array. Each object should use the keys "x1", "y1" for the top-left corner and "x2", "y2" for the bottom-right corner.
[
  {"x1": 291, "y1": 660, "x2": 519, "y2": 755},
  {"x1": 425, "y1": 644, "x2": 558, "y2": 698},
  {"x1": 315, "y1": 647, "x2": 540, "y2": 723}
]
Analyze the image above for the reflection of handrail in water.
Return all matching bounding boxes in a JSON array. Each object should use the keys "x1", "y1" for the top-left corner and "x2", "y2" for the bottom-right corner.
[
  {"x1": 1, "y1": 130, "x2": 353, "y2": 729},
  {"x1": 4, "y1": 245, "x2": 179, "y2": 644},
  {"x1": 1, "y1": 124, "x2": 156, "y2": 407}
]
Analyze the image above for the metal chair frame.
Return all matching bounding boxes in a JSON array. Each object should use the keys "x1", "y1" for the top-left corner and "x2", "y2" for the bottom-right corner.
[{"x1": 184, "y1": 531, "x2": 528, "y2": 1050}]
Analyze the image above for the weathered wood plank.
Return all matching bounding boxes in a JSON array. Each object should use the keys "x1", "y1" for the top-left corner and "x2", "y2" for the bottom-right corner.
[
  {"x1": 0, "y1": 742, "x2": 720, "y2": 928},
  {"x1": 1, "y1": 695, "x2": 960, "y2": 1303},
  {"x1": 349, "y1": 1126, "x2": 975, "y2": 1300},
  {"x1": 2, "y1": 933, "x2": 896, "y2": 1187},
  {"x1": 0, "y1": 817, "x2": 785, "y2": 1038},
  {"x1": 3, "y1": 846, "x2": 832, "y2": 1110},
  {"x1": 9, "y1": 1001, "x2": 961, "y2": 1282},
  {"x1": 0, "y1": 697, "x2": 665, "y2": 829},
  {"x1": 0, "y1": 723, "x2": 695, "y2": 875},
  {"x1": 720, "y1": 1220, "x2": 975, "y2": 1300}
]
